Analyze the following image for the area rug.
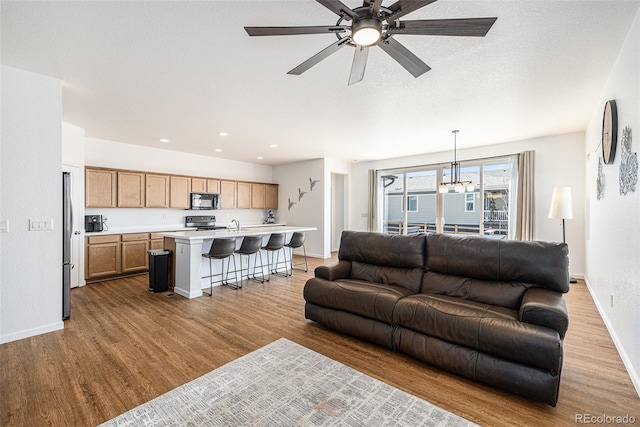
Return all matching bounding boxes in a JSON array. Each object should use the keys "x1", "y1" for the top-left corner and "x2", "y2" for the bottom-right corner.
[{"x1": 100, "y1": 338, "x2": 476, "y2": 426}]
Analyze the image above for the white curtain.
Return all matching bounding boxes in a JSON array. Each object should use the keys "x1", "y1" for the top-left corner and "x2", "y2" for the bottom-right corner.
[{"x1": 515, "y1": 151, "x2": 535, "y2": 240}]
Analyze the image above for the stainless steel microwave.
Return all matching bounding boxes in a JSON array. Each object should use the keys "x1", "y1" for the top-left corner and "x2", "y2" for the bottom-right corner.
[{"x1": 190, "y1": 193, "x2": 220, "y2": 210}]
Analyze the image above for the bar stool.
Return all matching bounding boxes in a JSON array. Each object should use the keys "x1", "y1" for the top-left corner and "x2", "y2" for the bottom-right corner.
[
  {"x1": 202, "y1": 238, "x2": 239, "y2": 294},
  {"x1": 261, "y1": 233, "x2": 288, "y2": 281},
  {"x1": 234, "y1": 235, "x2": 265, "y2": 285},
  {"x1": 285, "y1": 232, "x2": 308, "y2": 274}
]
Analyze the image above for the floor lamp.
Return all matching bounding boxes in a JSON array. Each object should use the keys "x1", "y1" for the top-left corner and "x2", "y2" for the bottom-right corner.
[{"x1": 548, "y1": 186, "x2": 577, "y2": 283}]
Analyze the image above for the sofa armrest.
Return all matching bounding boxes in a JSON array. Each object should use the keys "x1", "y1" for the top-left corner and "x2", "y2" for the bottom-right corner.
[
  {"x1": 519, "y1": 287, "x2": 569, "y2": 339},
  {"x1": 314, "y1": 260, "x2": 352, "y2": 281}
]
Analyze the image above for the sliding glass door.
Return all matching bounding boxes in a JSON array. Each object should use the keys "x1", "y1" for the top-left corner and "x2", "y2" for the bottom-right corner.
[{"x1": 378, "y1": 156, "x2": 515, "y2": 238}]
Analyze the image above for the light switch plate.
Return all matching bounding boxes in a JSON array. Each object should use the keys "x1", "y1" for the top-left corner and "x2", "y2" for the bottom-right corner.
[{"x1": 0, "y1": 220, "x2": 8, "y2": 233}]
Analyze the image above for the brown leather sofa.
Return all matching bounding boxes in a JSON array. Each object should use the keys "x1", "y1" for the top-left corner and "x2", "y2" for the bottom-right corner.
[{"x1": 304, "y1": 230, "x2": 570, "y2": 406}]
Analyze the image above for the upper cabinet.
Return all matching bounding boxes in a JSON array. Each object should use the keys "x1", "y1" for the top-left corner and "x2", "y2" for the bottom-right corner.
[
  {"x1": 265, "y1": 184, "x2": 278, "y2": 210},
  {"x1": 251, "y1": 183, "x2": 266, "y2": 209},
  {"x1": 170, "y1": 176, "x2": 191, "y2": 209},
  {"x1": 220, "y1": 180, "x2": 237, "y2": 209},
  {"x1": 237, "y1": 182, "x2": 252, "y2": 209},
  {"x1": 207, "y1": 179, "x2": 220, "y2": 194},
  {"x1": 85, "y1": 166, "x2": 277, "y2": 210},
  {"x1": 117, "y1": 171, "x2": 145, "y2": 208},
  {"x1": 191, "y1": 177, "x2": 206, "y2": 193},
  {"x1": 146, "y1": 174, "x2": 170, "y2": 208},
  {"x1": 85, "y1": 168, "x2": 117, "y2": 207}
]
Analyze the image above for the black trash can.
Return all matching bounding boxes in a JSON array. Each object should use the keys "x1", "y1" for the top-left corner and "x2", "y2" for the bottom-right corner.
[{"x1": 148, "y1": 249, "x2": 171, "y2": 292}]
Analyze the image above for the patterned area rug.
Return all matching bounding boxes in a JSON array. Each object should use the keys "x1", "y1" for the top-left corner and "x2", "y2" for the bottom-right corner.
[{"x1": 101, "y1": 338, "x2": 476, "y2": 426}]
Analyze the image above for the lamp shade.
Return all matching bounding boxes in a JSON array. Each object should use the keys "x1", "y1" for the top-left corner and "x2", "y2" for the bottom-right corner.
[{"x1": 548, "y1": 186, "x2": 574, "y2": 219}]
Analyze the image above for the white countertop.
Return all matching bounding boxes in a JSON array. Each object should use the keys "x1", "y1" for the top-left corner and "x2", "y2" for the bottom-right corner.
[
  {"x1": 84, "y1": 223, "x2": 287, "y2": 236},
  {"x1": 160, "y1": 225, "x2": 316, "y2": 241}
]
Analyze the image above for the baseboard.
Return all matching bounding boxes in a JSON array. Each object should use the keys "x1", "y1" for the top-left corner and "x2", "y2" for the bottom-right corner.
[
  {"x1": 583, "y1": 276, "x2": 640, "y2": 398},
  {"x1": 0, "y1": 321, "x2": 64, "y2": 344}
]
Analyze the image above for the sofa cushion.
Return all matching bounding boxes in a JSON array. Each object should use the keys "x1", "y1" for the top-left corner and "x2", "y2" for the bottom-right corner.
[
  {"x1": 393, "y1": 294, "x2": 563, "y2": 372},
  {"x1": 304, "y1": 277, "x2": 414, "y2": 324},
  {"x1": 425, "y1": 233, "x2": 570, "y2": 293},
  {"x1": 421, "y1": 271, "x2": 529, "y2": 310},
  {"x1": 339, "y1": 231, "x2": 426, "y2": 293}
]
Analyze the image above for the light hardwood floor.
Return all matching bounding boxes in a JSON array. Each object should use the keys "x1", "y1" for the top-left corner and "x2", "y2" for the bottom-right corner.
[{"x1": 1, "y1": 255, "x2": 639, "y2": 426}]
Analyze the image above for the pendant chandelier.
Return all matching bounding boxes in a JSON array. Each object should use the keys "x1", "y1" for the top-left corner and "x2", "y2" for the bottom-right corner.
[{"x1": 439, "y1": 130, "x2": 474, "y2": 194}]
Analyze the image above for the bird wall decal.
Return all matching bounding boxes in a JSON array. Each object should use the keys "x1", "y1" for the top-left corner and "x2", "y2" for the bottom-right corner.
[
  {"x1": 309, "y1": 177, "x2": 319, "y2": 191},
  {"x1": 288, "y1": 198, "x2": 297, "y2": 211},
  {"x1": 299, "y1": 187, "x2": 308, "y2": 201}
]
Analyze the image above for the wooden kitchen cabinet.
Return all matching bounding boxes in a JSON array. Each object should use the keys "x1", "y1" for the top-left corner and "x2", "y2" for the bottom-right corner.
[
  {"x1": 220, "y1": 180, "x2": 237, "y2": 209},
  {"x1": 146, "y1": 174, "x2": 170, "y2": 208},
  {"x1": 191, "y1": 177, "x2": 206, "y2": 193},
  {"x1": 85, "y1": 168, "x2": 117, "y2": 207},
  {"x1": 170, "y1": 176, "x2": 191, "y2": 208},
  {"x1": 207, "y1": 179, "x2": 220, "y2": 194},
  {"x1": 150, "y1": 232, "x2": 164, "y2": 250},
  {"x1": 265, "y1": 184, "x2": 278, "y2": 210},
  {"x1": 85, "y1": 235, "x2": 121, "y2": 279},
  {"x1": 251, "y1": 183, "x2": 266, "y2": 209},
  {"x1": 121, "y1": 233, "x2": 149, "y2": 273},
  {"x1": 237, "y1": 182, "x2": 252, "y2": 209},
  {"x1": 118, "y1": 171, "x2": 145, "y2": 208}
]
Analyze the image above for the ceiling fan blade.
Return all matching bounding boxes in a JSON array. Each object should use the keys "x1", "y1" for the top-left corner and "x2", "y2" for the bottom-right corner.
[
  {"x1": 378, "y1": 37, "x2": 430, "y2": 77},
  {"x1": 316, "y1": 0, "x2": 358, "y2": 20},
  {"x1": 245, "y1": 26, "x2": 348, "y2": 36},
  {"x1": 288, "y1": 38, "x2": 351, "y2": 75},
  {"x1": 348, "y1": 46, "x2": 370, "y2": 85},
  {"x1": 363, "y1": 0, "x2": 384, "y2": 14},
  {"x1": 388, "y1": 18, "x2": 497, "y2": 37},
  {"x1": 385, "y1": 0, "x2": 438, "y2": 23}
]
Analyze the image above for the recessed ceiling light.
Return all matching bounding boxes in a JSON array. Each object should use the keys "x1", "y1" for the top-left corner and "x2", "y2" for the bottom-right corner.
[
  {"x1": 257, "y1": 156, "x2": 264, "y2": 160},
  {"x1": 269, "y1": 144, "x2": 278, "y2": 148},
  {"x1": 159, "y1": 138, "x2": 170, "y2": 143},
  {"x1": 214, "y1": 148, "x2": 223, "y2": 152},
  {"x1": 218, "y1": 132, "x2": 229, "y2": 137}
]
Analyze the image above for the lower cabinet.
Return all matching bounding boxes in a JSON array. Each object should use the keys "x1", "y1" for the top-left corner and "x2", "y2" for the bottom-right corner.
[
  {"x1": 121, "y1": 233, "x2": 149, "y2": 273},
  {"x1": 86, "y1": 235, "x2": 121, "y2": 279},
  {"x1": 86, "y1": 232, "x2": 167, "y2": 282}
]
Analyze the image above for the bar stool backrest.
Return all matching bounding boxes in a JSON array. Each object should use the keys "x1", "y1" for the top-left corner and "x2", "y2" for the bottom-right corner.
[
  {"x1": 287, "y1": 232, "x2": 305, "y2": 248},
  {"x1": 264, "y1": 233, "x2": 285, "y2": 250},
  {"x1": 237, "y1": 235, "x2": 262, "y2": 254},
  {"x1": 207, "y1": 238, "x2": 237, "y2": 258}
]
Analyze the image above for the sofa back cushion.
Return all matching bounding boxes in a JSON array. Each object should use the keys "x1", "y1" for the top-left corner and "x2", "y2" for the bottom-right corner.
[
  {"x1": 424, "y1": 233, "x2": 569, "y2": 293},
  {"x1": 421, "y1": 271, "x2": 529, "y2": 310},
  {"x1": 339, "y1": 231, "x2": 426, "y2": 293}
]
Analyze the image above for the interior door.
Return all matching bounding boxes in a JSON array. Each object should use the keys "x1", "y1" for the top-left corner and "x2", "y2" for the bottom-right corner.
[{"x1": 63, "y1": 164, "x2": 83, "y2": 288}]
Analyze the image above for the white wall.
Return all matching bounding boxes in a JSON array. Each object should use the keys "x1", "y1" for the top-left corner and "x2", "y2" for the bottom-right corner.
[
  {"x1": 273, "y1": 159, "x2": 325, "y2": 258},
  {"x1": 1, "y1": 65, "x2": 64, "y2": 343},
  {"x1": 84, "y1": 137, "x2": 275, "y2": 230},
  {"x1": 273, "y1": 157, "x2": 351, "y2": 258},
  {"x1": 584, "y1": 9, "x2": 640, "y2": 396},
  {"x1": 350, "y1": 132, "x2": 586, "y2": 276}
]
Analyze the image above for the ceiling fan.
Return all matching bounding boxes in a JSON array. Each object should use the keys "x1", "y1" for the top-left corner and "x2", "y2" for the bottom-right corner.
[{"x1": 244, "y1": 0, "x2": 497, "y2": 85}]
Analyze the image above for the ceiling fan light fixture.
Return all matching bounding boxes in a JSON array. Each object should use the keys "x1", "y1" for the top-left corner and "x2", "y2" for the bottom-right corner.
[{"x1": 351, "y1": 18, "x2": 381, "y2": 46}]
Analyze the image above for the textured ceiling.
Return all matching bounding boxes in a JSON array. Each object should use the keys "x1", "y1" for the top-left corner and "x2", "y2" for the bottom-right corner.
[{"x1": 2, "y1": 1, "x2": 639, "y2": 165}]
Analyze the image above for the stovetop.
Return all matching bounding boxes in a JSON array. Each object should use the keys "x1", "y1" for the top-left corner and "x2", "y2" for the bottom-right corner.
[{"x1": 185, "y1": 215, "x2": 226, "y2": 230}]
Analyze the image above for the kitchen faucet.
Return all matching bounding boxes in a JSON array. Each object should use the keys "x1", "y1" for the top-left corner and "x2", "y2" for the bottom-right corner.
[{"x1": 231, "y1": 219, "x2": 240, "y2": 231}]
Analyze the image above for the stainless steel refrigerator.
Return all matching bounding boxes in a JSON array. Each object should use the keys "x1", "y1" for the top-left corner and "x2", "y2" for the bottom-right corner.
[{"x1": 62, "y1": 171, "x2": 71, "y2": 320}]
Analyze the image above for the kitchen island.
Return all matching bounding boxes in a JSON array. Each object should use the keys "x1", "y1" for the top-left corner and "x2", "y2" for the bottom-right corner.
[{"x1": 160, "y1": 225, "x2": 316, "y2": 299}]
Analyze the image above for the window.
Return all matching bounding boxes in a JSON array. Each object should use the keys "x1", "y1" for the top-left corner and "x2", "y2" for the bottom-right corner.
[
  {"x1": 402, "y1": 195, "x2": 418, "y2": 212},
  {"x1": 465, "y1": 193, "x2": 475, "y2": 212},
  {"x1": 377, "y1": 155, "x2": 516, "y2": 238}
]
